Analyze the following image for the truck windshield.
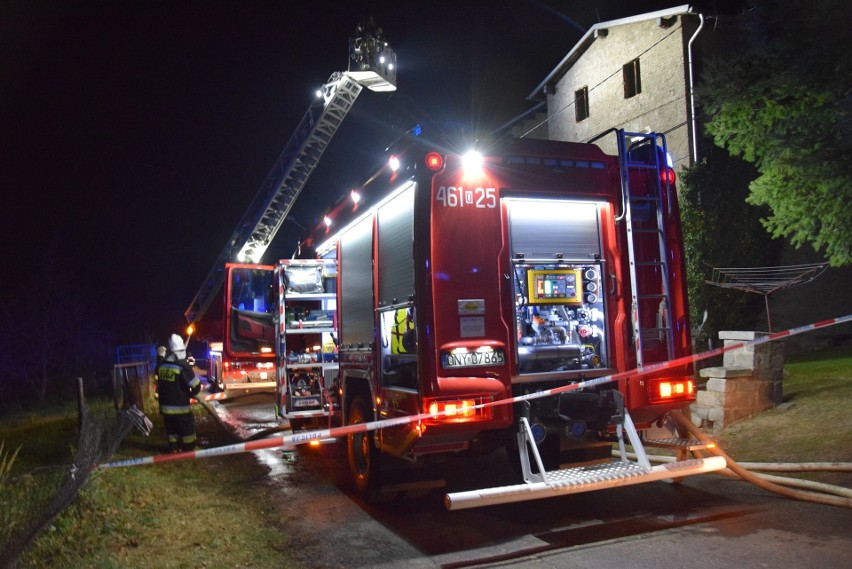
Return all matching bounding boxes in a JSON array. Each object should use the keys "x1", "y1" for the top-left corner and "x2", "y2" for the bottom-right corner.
[{"x1": 230, "y1": 268, "x2": 275, "y2": 314}]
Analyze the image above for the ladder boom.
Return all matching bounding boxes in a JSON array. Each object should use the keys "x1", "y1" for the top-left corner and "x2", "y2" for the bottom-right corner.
[{"x1": 185, "y1": 29, "x2": 396, "y2": 324}]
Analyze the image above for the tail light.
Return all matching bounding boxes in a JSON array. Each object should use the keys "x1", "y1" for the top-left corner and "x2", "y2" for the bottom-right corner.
[
  {"x1": 660, "y1": 167, "x2": 676, "y2": 185},
  {"x1": 647, "y1": 378, "x2": 694, "y2": 404},
  {"x1": 423, "y1": 396, "x2": 492, "y2": 423}
]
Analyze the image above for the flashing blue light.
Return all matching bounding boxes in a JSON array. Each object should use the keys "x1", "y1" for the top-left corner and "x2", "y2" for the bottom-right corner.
[{"x1": 412, "y1": 124, "x2": 423, "y2": 136}]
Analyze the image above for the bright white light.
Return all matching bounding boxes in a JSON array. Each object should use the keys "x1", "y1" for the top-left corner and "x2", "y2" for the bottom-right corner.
[
  {"x1": 350, "y1": 189, "x2": 361, "y2": 204},
  {"x1": 462, "y1": 150, "x2": 483, "y2": 175},
  {"x1": 389, "y1": 155, "x2": 400, "y2": 171},
  {"x1": 316, "y1": 89, "x2": 323, "y2": 98},
  {"x1": 323, "y1": 215, "x2": 332, "y2": 227},
  {"x1": 388, "y1": 63, "x2": 394, "y2": 70},
  {"x1": 379, "y1": 55, "x2": 386, "y2": 64},
  {"x1": 236, "y1": 244, "x2": 260, "y2": 263}
]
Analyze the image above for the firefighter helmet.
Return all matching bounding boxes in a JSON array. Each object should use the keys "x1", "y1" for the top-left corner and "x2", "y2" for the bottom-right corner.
[{"x1": 168, "y1": 333, "x2": 186, "y2": 359}]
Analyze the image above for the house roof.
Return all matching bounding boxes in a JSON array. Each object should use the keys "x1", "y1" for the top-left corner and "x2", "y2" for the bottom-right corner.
[{"x1": 528, "y1": 4, "x2": 695, "y2": 101}]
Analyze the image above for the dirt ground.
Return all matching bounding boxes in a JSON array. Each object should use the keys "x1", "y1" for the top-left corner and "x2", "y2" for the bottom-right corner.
[
  {"x1": 250, "y1": 445, "x2": 434, "y2": 569},
  {"x1": 200, "y1": 399, "x2": 433, "y2": 568}
]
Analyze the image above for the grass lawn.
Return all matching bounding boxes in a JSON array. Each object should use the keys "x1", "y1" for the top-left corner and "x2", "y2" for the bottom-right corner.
[
  {"x1": 1, "y1": 398, "x2": 304, "y2": 568},
  {"x1": 719, "y1": 345, "x2": 852, "y2": 486}
]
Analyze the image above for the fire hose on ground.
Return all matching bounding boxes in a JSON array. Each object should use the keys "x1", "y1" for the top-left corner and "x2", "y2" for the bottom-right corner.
[
  {"x1": 657, "y1": 412, "x2": 852, "y2": 508},
  {"x1": 616, "y1": 446, "x2": 852, "y2": 499}
]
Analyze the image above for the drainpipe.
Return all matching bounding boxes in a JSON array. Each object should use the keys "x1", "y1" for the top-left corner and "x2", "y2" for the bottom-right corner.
[{"x1": 687, "y1": 12, "x2": 704, "y2": 164}]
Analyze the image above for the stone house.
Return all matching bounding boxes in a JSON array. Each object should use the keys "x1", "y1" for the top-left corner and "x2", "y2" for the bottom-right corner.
[{"x1": 521, "y1": 5, "x2": 709, "y2": 170}]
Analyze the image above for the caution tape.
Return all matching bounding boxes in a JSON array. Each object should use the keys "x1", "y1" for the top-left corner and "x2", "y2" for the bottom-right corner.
[
  {"x1": 190, "y1": 392, "x2": 228, "y2": 404},
  {"x1": 99, "y1": 314, "x2": 851, "y2": 470}
]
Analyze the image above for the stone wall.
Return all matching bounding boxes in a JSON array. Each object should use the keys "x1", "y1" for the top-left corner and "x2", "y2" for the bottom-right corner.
[{"x1": 690, "y1": 331, "x2": 785, "y2": 435}]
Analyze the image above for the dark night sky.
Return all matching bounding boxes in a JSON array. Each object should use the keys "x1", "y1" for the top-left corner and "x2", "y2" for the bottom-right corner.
[{"x1": 1, "y1": 0, "x2": 678, "y2": 343}]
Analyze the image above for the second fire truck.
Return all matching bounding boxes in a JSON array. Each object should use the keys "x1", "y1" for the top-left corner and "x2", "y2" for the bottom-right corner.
[{"x1": 184, "y1": 24, "x2": 396, "y2": 394}]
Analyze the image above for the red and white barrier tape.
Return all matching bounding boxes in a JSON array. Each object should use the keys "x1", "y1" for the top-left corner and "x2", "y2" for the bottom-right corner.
[
  {"x1": 190, "y1": 392, "x2": 228, "y2": 404},
  {"x1": 99, "y1": 314, "x2": 851, "y2": 470}
]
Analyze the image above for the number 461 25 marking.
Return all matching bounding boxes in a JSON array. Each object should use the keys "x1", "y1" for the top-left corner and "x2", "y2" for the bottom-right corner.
[{"x1": 435, "y1": 186, "x2": 497, "y2": 209}]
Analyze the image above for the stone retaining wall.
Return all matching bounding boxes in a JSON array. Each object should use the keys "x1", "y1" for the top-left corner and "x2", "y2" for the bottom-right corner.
[{"x1": 690, "y1": 331, "x2": 785, "y2": 435}]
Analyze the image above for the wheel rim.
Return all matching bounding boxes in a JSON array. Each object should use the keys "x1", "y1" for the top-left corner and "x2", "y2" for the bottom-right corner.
[
  {"x1": 348, "y1": 400, "x2": 373, "y2": 488},
  {"x1": 353, "y1": 431, "x2": 369, "y2": 479}
]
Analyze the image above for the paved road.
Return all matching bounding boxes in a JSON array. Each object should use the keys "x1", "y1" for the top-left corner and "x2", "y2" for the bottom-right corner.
[{"x1": 211, "y1": 396, "x2": 852, "y2": 569}]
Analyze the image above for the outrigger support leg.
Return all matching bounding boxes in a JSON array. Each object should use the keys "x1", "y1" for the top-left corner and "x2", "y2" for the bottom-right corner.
[
  {"x1": 609, "y1": 389, "x2": 650, "y2": 469},
  {"x1": 517, "y1": 417, "x2": 549, "y2": 484},
  {"x1": 619, "y1": 410, "x2": 651, "y2": 469},
  {"x1": 516, "y1": 401, "x2": 548, "y2": 484}
]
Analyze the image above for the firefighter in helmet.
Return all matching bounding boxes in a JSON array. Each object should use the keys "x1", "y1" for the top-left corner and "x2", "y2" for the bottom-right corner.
[{"x1": 156, "y1": 333, "x2": 201, "y2": 452}]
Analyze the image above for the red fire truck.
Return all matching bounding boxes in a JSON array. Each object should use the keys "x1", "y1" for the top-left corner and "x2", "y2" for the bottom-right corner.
[{"x1": 232, "y1": 127, "x2": 725, "y2": 507}]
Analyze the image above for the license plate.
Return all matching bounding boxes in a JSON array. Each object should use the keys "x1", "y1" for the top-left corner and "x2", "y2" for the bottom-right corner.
[{"x1": 442, "y1": 349, "x2": 505, "y2": 369}]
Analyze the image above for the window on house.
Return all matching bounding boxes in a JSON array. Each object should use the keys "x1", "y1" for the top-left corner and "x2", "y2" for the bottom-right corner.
[
  {"x1": 575, "y1": 86, "x2": 589, "y2": 122},
  {"x1": 623, "y1": 58, "x2": 641, "y2": 98}
]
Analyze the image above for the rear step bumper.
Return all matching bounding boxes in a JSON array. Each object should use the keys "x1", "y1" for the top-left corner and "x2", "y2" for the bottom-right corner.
[{"x1": 444, "y1": 455, "x2": 726, "y2": 510}]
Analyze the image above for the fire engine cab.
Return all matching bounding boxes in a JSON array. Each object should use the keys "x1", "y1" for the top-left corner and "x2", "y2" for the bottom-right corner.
[{"x1": 230, "y1": 127, "x2": 726, "y2": 506}]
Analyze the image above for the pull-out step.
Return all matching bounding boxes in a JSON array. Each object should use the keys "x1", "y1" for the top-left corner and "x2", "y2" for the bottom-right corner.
[
  {"x1": 444, "y1": 413, "x2": 726, "y2": 511},
  {"x1": 444, "y1": 456, "x2": 726, "y2": 510}
]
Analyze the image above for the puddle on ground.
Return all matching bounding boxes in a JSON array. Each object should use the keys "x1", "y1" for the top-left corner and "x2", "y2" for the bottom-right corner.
[
  {"x1": 213, "y1": 399, "x2": 321, "y2": 481},
  {"x1": 252, "y1": 448, "x2": 303, "y2": 478}
]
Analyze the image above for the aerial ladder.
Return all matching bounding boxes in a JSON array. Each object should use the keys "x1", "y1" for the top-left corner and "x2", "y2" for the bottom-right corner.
[{"x1": 185, "y1": 24, "x2": 396, "y2": 325}]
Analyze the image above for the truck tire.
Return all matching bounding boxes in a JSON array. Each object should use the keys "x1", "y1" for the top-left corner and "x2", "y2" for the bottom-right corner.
[{"x1": 347, "y1": 396, "x2": 382, "y2": 501}]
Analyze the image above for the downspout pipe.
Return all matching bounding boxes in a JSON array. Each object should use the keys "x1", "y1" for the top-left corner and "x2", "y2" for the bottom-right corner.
[{"x1": 687, "y1": 11, "x2": 704, "y2": 164}]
